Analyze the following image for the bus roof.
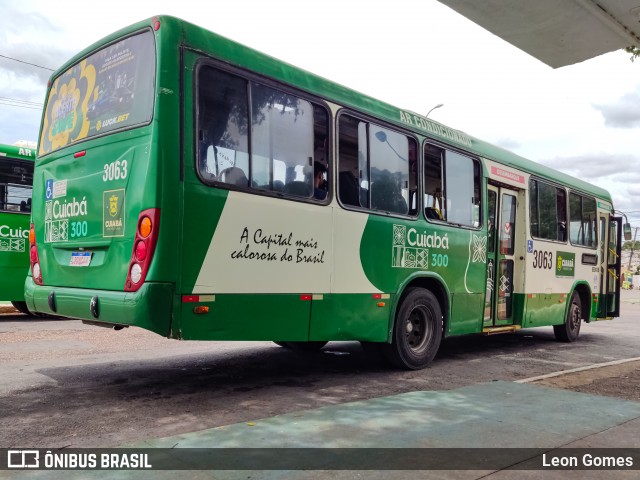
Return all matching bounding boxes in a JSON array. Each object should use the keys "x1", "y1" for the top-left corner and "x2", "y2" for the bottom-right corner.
[
  {"x1": 0, "y1": 143, "x2": 37, "y2": 161},
  {"x1": 49, "y1": 15, "x2": 612, "y2": 203}
]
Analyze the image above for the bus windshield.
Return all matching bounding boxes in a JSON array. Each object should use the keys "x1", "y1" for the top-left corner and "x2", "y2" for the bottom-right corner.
[{"x1": 38, "y1": 30, "x2": 155, "y2": 156}]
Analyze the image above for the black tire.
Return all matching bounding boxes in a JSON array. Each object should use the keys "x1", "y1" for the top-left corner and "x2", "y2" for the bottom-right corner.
[
  {"x1": 284, "y1": 341, "x2": 328, "y2": 351},
  {"x1": 554, "y1": 292, "x2": 582, "y2": 342},
  {"x1": 11, "y1": 301, "x2": 31, "y2": 315},
  {"x1": 382, "y1": 287, "x2": 443, "y2": 370}
]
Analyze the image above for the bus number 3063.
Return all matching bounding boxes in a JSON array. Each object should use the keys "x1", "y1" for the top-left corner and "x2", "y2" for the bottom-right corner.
[
  {"x1": 532, "y1": 249, "x2": 553, "y2": 269},
  {"x1": 103, "y1": 160, "x2": 128, "y2": 181}
]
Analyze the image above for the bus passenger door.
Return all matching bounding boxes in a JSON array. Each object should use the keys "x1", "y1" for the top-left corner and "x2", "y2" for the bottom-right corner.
[
  {"x1": 598, "y1": 216, "x2": 622, "y2": 318},
  {"x1": 484, "y1": 185, "x2": 518, "y2": 327}
]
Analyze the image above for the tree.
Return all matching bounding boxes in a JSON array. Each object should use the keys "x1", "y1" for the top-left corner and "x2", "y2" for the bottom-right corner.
[
  {"x1": 626, "y1": 46, "x2": 640, "y2": 62},
  {"x1": 623, "y1": 240, "x2": 640, "y2": 250}
]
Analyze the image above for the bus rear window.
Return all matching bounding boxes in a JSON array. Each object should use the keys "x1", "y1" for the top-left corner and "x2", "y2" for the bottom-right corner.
[{"x1": 38, "y1": 30, "x2": 155, "y2": 156}]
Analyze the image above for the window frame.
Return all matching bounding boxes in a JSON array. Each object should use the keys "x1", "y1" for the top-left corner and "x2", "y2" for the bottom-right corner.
[
  {"x1": 194, "y1": 59, "x2": 332, "y2": 205},
  {"x1": 422, "y1": 139, "x2": 482, "y2": 230},
  {"x1": 568, "y1": 190, "x2": 598, "y2": 250},
  {"x1": 336, "y1": 109, "x2": 420, "y2": 219},
  {"x1": 528, "y1": 177, "x2": 568, "y2": 244},
  {"x1": 0, "y1": 158, "x2": 33, "y2": 214},
  {"x1": 38, "y1": 28, "x2": 157, "y2": 158}
]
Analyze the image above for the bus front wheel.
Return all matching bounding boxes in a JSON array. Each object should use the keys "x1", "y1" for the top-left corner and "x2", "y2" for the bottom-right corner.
[
  {"x1": 554, "y1": 292, "x2": 582, "y2": 342},
  {"x1": 383, "y1": 288, "x2": 443, "y2": 370}
]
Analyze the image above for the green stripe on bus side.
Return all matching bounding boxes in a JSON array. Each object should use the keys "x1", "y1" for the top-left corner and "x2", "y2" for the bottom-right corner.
[
  {"x1": 179, "y1": 293, "x2": 310, "y2": 341},
  {"x1": 522, "y1": 293, "x2": 567, "y2": 328},
  {"x1": 309, "y1": 293, "x2": 391, "y2": 342},
  {"x1": 179, "y1": 293, "x2": 391, "y2": 342},
  {"x1": 359, "y1": 217, "x2": 486, "y2": 294},
  {"x1": 178, "y1": 183, "x2": 230, "y2": 295}
]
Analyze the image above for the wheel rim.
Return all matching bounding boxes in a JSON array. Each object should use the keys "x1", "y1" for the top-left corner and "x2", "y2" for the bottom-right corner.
[{"x1": 404, "y1": 304, "x2": 433, "y2": 353}]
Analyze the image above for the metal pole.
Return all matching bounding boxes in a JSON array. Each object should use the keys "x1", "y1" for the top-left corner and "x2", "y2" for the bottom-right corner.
[{"x1": 628, "y1": 227, "x2": 639, "y2": 272}]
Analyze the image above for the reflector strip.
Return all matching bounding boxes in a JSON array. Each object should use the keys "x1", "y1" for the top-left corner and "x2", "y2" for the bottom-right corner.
[
  {"x1": 74, "y1": 150, "x2": 86, "y2": 158},
  {"x1": 182, "y1": 295, "x2": 215, "y2": 303},
  {"x1": 300, "y1": 294, "x2": 312, "y2": 301}
]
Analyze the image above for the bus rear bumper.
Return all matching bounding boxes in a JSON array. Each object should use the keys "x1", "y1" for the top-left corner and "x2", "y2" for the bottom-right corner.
[{"x1": 24, "y1": 278, "x2": 174, "y2": 338}]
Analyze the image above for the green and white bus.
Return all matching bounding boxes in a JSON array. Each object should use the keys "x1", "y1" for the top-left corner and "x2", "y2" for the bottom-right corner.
[
  {"x1": 0, "y1": 142, "x2": 35, "y2": 314},
  {"x1": 26, "y1": 16, "x2": 630, "y2": 369}
]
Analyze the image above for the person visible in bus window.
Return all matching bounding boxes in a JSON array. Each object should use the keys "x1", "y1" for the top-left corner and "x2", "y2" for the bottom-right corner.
[{"x1": 314, "y1": 161, "x2": 328, "y2": 200}]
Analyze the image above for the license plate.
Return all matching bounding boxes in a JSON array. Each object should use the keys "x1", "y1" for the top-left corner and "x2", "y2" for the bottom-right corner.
[{"x1": 70, "y1": 251, "x2": 92, "y2": 267}]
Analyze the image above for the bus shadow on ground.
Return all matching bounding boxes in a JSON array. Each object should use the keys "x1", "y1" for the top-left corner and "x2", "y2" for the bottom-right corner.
[{"x1": 24, "y1": 328, "x2": 600, "y2": 396}]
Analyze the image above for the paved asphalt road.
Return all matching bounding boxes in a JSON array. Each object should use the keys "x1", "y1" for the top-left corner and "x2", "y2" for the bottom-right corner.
[{"x1": 0, "y1": 290, "x2": 639, "y2": 450}]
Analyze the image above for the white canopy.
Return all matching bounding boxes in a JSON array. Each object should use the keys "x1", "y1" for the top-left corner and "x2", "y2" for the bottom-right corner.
[{"x1": 438, "y1": 0, "x2": 640, "y2": 68}]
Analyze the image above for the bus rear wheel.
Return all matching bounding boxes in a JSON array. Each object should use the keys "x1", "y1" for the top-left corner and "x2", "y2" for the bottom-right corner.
[
  {"x1": 383, "y1": 288, "x2": 443, "y2": 370},
  {"x1": 554, "y1": 292, "x2": 582, "y2": 342}
]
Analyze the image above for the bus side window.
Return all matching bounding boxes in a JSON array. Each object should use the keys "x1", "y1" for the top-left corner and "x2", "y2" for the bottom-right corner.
[
  {"x1": 197, "y1": 66, "x2": 250, "y2": 186},
  {"x1": 407, "y1": 140, "x2": 419, "y2": 216},
  {"x1": 338, "y1": 114, "x2": 416, "y2": 215},
  {"x1": 338, "y1": 115, "x2": 364, "y2": 208},
  {"x1": 423, "y1": 143, "x2": 480, "y2": 227},
  {"x1": 529, "y1": 179, "x2": 568, "y2": 243},
  {"x1": 424, "y1": 144, "x2": 444, "y2": 220}
]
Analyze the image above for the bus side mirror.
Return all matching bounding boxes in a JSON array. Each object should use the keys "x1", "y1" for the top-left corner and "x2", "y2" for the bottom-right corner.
[{"x1": 623, "y1": 223, "x2": 632, "y2": 241}]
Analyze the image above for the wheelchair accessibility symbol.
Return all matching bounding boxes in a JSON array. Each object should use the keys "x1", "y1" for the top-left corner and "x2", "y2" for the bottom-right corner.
[{"x1": 45, "y1": 179, "x2": 53, "y2": 200}]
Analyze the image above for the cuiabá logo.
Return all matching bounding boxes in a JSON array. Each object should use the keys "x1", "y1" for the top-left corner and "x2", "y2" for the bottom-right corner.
[
  {"x1": 0, "y1": 225, "x2": 29, "y2": 239},
  {"x1": 557, "y1": 255, "x2": 574, "y2": 271}
]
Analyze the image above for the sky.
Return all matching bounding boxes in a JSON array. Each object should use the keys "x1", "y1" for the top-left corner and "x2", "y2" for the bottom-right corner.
[{"x1": 1, "y1": 0, "x2": 639, "y2": 225}]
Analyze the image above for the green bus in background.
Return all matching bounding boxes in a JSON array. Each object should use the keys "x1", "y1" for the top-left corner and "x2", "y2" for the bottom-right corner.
[
  {"x1": 0, "y1": 142, "x2": 34, "y2": 314},
  {"x1": 26, "y1": 16, "x2": 630, "y2": 369}
]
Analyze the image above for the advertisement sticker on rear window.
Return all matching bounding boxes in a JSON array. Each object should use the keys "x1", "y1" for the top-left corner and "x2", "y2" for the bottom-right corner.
[{"x1": 38, "y1": 30, "x2": 155, "y2": 156}]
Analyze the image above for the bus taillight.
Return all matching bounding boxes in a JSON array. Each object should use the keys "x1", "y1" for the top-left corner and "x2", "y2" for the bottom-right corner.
[
  {"x1": 124, "y1": 209, "x2": 160, "y2": 292},
  {"x1": 29, "y1": 223, "x2": 43, "y2": 285}
]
